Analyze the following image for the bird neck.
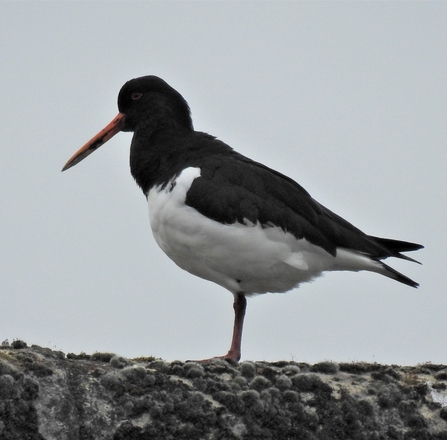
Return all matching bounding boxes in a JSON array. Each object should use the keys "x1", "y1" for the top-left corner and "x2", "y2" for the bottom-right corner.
[{"x1": 129, "y1": 125, "x2": 196, "y2": 196}]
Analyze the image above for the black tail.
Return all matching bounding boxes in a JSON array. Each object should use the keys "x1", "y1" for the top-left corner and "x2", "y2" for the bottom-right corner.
[
  {"x1": 367, "y1": 237, "x2": 423, "y2": 288},
  {"x1": 370, "y1": 237, "x2": 424, "y2": 264},
  {"x1": 372, "y1": 237, "x2": 424, "y2": 253},
  {"x1": 381, "y1": 262, "x2": 420, "y2": 288}
]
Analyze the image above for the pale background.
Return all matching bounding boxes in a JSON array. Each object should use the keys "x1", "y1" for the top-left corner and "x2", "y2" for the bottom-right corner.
[{"x1": 1, "y1": 2, "x2": 445, "y2": 365}]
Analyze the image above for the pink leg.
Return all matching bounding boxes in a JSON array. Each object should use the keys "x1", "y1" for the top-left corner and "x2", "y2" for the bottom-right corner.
[
  {"x1": 221, "y1": 292, "x2": 247, "y2": 361},
  {"x1": 195, "y1": 292, "x2": 247, "y2": 363}
]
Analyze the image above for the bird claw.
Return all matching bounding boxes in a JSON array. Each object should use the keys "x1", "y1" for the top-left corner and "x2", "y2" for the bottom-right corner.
[{"x1": 186, "y1": 353, "x2": 240, "y2": 365}]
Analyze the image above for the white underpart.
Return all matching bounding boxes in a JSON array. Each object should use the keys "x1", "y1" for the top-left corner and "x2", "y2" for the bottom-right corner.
[{"x1": 147, "y1": 167, "x2": 385, "y2": 295}]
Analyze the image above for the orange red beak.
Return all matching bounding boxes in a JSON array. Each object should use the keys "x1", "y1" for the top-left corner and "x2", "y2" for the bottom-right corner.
[{"x1": 62, "y1": 113, "x2": 126, "y2": 171}]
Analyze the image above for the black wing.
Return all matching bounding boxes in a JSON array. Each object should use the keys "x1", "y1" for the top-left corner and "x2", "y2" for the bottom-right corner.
[{"x1": 185, "y1": 144, "x2": 423, "y2": 261}]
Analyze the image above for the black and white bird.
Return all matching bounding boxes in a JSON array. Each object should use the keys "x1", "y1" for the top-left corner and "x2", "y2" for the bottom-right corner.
[{"x1": 62, "y1": 75, "x2": 423, "y2": 362}]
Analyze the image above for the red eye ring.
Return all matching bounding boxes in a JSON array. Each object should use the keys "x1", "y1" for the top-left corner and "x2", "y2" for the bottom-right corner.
[{"x1": 131, "y1": 92, "x2": 143, "y2": 100}]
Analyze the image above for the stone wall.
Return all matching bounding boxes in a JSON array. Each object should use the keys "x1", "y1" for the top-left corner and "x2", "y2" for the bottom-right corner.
[{"x1": 1, "y1": 341, "x2": 447, "y2": 439}]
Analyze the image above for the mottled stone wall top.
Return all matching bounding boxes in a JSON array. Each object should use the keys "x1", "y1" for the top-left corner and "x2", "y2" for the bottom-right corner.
[{"x1": 0, "y1": 341, "x2": 446, "y2": 440}]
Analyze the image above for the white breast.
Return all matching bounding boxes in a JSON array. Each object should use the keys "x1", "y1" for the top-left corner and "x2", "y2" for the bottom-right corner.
[{"x1": 147, "y1": 167, "x2": 383, "y2": 295}]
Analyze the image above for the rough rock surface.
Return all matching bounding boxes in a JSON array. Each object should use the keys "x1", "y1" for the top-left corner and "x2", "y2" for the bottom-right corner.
[{"x1": 1, "y1": 341, "x2": 447, "y2": 440}]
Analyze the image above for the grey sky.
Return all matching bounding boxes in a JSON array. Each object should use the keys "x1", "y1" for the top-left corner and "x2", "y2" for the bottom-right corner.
[{"x1": 1, "y1": 2, "x2": 445, "y2": 365}]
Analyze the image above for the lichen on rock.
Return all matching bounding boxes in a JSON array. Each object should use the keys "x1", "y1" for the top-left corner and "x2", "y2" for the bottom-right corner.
[{"x1": 1, "y1": 342, "x2": 447, "y2": 439}]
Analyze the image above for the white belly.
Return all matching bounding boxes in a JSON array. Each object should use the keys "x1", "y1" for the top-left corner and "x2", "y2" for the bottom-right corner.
[{"x1": 147, "y1": 167, "x2": 382, "y2": 295}]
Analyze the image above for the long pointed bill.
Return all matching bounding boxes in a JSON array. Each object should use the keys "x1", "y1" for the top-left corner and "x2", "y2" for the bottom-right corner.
[{"x1": 62, "y1": 113, "x2": 126, "y2": 171}]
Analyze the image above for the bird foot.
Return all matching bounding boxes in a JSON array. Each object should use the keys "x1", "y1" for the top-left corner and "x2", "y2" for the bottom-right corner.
[{"x1": 186, "y1": 351, "x2": 240, "y2": 365}]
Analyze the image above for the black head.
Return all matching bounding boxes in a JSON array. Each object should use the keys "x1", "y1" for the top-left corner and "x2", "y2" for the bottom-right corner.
[
  {"x1": 118, "y1": 76, "x2": 193, "y2": 132},
  {"x1": 62, "y1": 75, "x2": 194, "y2": 172}
]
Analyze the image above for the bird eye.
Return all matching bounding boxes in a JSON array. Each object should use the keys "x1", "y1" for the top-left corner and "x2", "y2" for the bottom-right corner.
[{"x1": 131, "y1": 92, "x2": 143, "y2": 100}]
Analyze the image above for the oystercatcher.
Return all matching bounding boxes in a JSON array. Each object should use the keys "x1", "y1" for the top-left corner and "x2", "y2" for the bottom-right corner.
[{"x1": 62, "y1": 76, "x2": 423, "y2": 362}]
